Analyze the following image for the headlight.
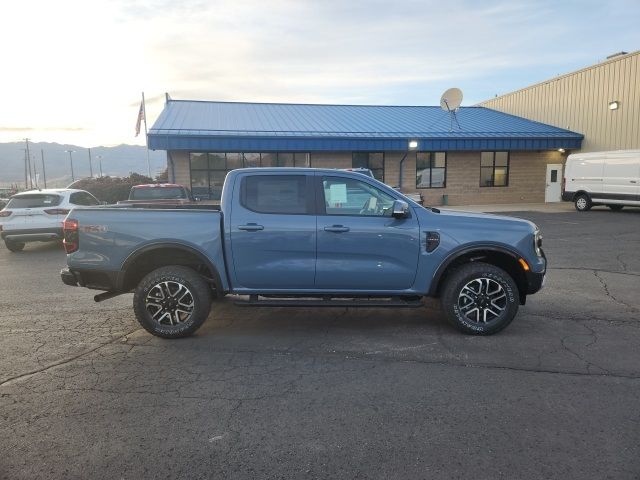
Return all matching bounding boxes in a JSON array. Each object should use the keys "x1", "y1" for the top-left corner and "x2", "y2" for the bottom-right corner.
[{"x1": 534, "y1": 229, "x2": 543, "y2": 256}]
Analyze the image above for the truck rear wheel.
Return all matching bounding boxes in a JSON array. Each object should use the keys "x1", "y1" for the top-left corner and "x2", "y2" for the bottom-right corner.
[
  {"x1": 440, "y1": 262, "x2": 519, "y2": 335},
  {"x1": 133, "y1": 265, "x2": 212, "y2": 338}
]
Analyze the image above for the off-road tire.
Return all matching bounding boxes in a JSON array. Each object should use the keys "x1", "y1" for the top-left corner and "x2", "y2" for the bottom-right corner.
[
  {"x1": 4, "y1": 240, "x2": 25, "y2": 252},
  {"x1": 133, "y1": 265, "x2": 212, "y2": 338},
  {"x1": 440, "y1": 262, "x2": 519, "y2": 335}
]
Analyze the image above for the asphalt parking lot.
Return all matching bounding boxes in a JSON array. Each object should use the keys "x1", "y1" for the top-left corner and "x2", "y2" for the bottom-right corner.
[{"x1": 1, "y1": 207, "x2": 639, "y2": 480}]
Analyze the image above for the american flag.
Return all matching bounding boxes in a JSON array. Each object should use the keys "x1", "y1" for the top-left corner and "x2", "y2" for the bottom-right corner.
[{"x1": 135, "y1": 100, "x2": 145, "y2": 136}]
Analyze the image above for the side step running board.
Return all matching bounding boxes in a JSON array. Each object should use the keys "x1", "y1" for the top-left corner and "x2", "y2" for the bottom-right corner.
[{"x1": 234, "y1": 295, "x2": 424, "y2": 308}]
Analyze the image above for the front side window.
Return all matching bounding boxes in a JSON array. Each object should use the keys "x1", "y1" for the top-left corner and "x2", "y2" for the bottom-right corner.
[
  {"x1": 480, "y1": 152, "x2": 509, "y2": 187},
  {"x1": 416, "y1": 152, "x2": 446, "y2": 188},
  {"x1": 322, "y1": 176, "x2": 395, "y2": 217},
  {"x1": 241, "y1": 175, "x2": 308, "y2": 214}
]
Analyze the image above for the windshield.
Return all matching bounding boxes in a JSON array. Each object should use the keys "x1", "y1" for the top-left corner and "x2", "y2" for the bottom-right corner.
[
  {"x1": 6, "y1": 194, "x2": 62, "y2": 208},
  {"x1": 131, "y1": 187, "x2": 186, "y2": 200}
]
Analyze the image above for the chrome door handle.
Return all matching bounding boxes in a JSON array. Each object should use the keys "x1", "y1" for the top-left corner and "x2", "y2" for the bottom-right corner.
[
  {"x1": 238, "y1": 224, "x2": 264, "y2": 231},
  {"x1": 324, "y1": 225, "x2": 350, "y2": 233}
]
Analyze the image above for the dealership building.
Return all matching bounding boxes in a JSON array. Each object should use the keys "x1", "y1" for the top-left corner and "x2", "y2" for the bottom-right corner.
[{"x1": 148, "y1": 98, "x2": 583, "y2": 205}]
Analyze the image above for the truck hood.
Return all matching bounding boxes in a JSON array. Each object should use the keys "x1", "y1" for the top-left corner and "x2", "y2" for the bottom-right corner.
[{"x1": 421, "y1": 207, "x2": 537, "y2": 233}]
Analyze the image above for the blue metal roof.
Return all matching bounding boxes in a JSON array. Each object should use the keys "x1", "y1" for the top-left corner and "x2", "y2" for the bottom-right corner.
[{"x1": 148, "y1": 99, "x2": 583, "y2": 151}]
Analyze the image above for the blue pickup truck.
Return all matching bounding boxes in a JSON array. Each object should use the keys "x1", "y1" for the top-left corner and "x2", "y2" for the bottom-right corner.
[{"x1": 61, "y1": 168, "x2": 545, "y2": 338}]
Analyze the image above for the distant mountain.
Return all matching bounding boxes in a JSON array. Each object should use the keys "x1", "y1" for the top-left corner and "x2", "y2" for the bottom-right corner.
[{"x1": 0, "y1": 142, "x2": 166, "y2": 187}]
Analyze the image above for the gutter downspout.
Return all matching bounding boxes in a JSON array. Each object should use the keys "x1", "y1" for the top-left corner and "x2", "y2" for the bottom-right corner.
[{"x1": 398, "y1": 152, "x2": 408, "y2": 191}]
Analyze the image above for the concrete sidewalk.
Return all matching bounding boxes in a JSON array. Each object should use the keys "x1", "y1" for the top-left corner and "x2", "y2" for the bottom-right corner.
[{"x1": 441, "y1": 202, "x2": 575, "y2": 213}]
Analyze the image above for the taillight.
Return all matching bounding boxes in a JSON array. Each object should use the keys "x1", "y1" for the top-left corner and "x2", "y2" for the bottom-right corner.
[
  {"x1": 0, "y1": 210, "x2": 12, "y2": 217},
  {"x1": 45, "y1": 208, "x2": 71, "y2": 215},
  {"x1": 561, "y1": 177, "x2": 566, "y2": 194},
  {"x1": 63, "y1": 218, "x2": 79, "y2": 254}
]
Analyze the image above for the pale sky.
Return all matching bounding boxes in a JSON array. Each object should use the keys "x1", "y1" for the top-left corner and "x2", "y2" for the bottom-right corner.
[{"x1": 1, "y1": 0, "x2": 639, "y2": 147}]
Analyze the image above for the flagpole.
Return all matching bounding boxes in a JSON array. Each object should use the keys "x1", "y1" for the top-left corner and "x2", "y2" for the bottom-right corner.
[{"x1": 142, "y1": 91, "x2": 151, "y2": 179}]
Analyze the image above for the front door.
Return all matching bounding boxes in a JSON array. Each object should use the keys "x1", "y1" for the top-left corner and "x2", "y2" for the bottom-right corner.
[
  {"x1": 229, "y1": 173, "x2": 316, "y2": 290},
  {"x1": 545, "y1": 164, "x2": 563, "y2": 202},
  {"x1": 315, "y1": 175, "x2": 420, "y2": 291}
]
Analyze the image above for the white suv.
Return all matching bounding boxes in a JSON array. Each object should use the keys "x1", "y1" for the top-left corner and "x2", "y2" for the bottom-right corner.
[{"x1": 0, "y1": 189, "x2": 101, "y2": 252}]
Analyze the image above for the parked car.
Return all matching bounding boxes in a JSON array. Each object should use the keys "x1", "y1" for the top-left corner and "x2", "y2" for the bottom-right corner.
[
  {"x1": 562, "y1": 149, "x2": 640, "y2": 211},
  {"x1": 117, "y1": 183, "x2": 194, "y2": 206},
  {"x1": 1, "y1": 189, "x2": 101, "y2": 252},
  {"x1": 61, "y1": 168, "x2": 545, "y2": 338}
]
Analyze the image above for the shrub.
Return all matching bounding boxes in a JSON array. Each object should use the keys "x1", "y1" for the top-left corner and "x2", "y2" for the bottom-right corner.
[{"x1": 73, "y1": 173, "x2": 153, "y2": 204}]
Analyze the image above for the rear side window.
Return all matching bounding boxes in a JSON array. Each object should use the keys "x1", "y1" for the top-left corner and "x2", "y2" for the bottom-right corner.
[
  {"x1": 6, "y1": 194, "x2": 62, "y2": 208},
  {"x1": 241, "y1": 175, "x2": 308, "y2": 214},
  {"x1": 69, "y1": 192, "x2": 101, "y2": 206}
]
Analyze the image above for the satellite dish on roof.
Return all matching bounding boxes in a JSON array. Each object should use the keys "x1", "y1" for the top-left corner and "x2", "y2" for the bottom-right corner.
[
  {"x1": 440, "y1": 87, "x2": 463, "y2": 111},
  {"x1": 439, "y1": 87, "x2": 463, "y2": 131}
]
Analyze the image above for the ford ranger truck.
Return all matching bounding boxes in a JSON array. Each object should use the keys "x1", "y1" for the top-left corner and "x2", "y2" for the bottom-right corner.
[{"x1": 60, "y1": 168, "x2": 545, "y2": 338}]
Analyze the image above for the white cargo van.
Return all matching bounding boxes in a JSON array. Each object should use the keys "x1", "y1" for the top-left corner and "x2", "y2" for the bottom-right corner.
[{"x1": 562, "y1": 150, "x2": 640, "y2": 211}]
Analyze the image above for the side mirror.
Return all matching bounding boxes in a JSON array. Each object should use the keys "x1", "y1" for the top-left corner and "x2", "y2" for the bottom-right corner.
[{"x1": 392, "y1": 200, "x2": 409, "y2": 219}]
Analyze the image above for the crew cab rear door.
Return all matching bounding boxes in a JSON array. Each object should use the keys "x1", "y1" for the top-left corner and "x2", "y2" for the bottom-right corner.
[
  {"x1": 315, "y1": 174, "x2": 420, "y2": 291},
  {"x1": 229, "y1": 173, "x2": 316, "y2": 290}
]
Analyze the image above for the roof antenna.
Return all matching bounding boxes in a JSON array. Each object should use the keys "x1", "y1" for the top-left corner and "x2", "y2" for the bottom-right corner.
[
  {"x1": 165, "y1": 92, "x2": 172, "y2": 104},
  {"x1": 440, "y1": 87, "x2": 463, "y2": 131}
]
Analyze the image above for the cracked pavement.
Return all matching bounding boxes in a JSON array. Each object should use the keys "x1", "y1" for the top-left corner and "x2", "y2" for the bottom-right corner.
[{"x1": 1, "y1": 209, "x2": 639, "y2": 479}]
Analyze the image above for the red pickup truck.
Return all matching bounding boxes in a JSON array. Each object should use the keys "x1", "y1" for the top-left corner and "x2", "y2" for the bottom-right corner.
[{"x1": 118, "y1": 184, "x2": 194, "y2": 206}]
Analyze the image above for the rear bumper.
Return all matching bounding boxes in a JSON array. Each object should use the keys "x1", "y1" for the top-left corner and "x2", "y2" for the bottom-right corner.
[
  {"x1": 60, "y1": 267, "x2": 122, "y2": 291},
  {"x1": 561, "y1": 191, "x2": 575, "y2": 202},
  {"x1": 1, "y1": 227, "x2": 63, "y2": 243}
]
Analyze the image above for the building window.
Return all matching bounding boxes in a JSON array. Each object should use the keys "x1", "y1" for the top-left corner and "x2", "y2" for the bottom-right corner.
[
  {"x1": 352, "y1": 152, "x2": 384, "y2": 181},
  {"x1": 189, "y1": 152, "x2": 311, "y2": 200},
  {"x1": 416, "y1": 152, "x2": 446, "y2": 188},
  {"x1": 480, "y1": 152, "x2": 509, "y2": 187}
]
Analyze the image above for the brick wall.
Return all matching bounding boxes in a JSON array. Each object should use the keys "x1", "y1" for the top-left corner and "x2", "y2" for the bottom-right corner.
[
  {"x1": 168, "y1": 150, "x2": 565, "y2": 205},
  {"x1": 392, "y1": 150, "x2": 565, "y2": 205}
]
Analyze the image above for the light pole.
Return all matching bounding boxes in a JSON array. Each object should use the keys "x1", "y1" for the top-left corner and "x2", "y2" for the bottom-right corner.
[
  {"x1": 65, "y1": 149, "x2": 75, "y2": 182},
  {"x1": 96, "y1": 155, "x2": 103, "y2": 177},
  {"x1": 41, "y1": 150, "x2": 47, "y2": 188},
  {"x1": 87, "y1": 148, "x2": 94, "y2": 178},
  {"x1": 24, "y1": 138, "x2": 33, "y2": 189}
]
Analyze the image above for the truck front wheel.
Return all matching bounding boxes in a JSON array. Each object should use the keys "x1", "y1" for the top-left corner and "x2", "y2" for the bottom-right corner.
[
  {"x1": 133, "y1": 265, "x2": 212, "y2": 338},
  {"x1": 440, "y1": 262, "x2": 519, "y2": 335}
]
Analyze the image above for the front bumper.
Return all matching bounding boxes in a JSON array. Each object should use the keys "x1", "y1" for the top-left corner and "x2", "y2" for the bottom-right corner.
[
  {"x1": 1, "y1": 227, "x2": 63, "y2": 243},
  {"x1": 561, "y1": 191, "x2": 574, "y2": 202},
  {"x1": 525, "y1": 249, "x2": 546, "y2": 295}
]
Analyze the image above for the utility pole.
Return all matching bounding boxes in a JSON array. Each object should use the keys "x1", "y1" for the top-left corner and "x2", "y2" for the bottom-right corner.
[
  {"x1": 96, "y1": 155, "x2": 103, "y2": 177},
  {"x1": 41, "y1": 150, "x2": 47, "y2": 188},
  {"x1": 88, "y1": 147, "x2": 93, "y2": 178},
  {"x1": 24, "y1": 138, "x2": 33, "y2": 189},
  {"x1": 65, "y1": 149, "x2": 75, "y2": 183},
  {"x1": 33, "y1": 156, "x2": 39, "y2": 189},
  {"x1": 23, "y1": 149, "x2": 28, "y2": 189}
]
